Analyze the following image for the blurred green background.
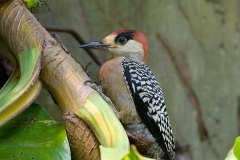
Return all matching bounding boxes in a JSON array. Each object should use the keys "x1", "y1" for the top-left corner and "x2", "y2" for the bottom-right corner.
[{"x1": 2, "y1": 0, "x2": 239, "y2": 160}]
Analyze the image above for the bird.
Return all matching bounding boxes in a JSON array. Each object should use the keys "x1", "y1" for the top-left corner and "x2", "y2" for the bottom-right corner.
[{"x1": 80, "y1": 29, "x2": 175, "y2": 160}]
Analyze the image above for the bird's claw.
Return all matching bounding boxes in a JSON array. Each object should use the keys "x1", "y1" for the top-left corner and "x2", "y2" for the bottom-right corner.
[
  {"x1": 83, "y1": 80, "x2": 101, "y2": 90},
  {"x1": 83, "y1": 62, "x2": 92, "y2": 77},
  {"x1": 83, "y1": 80, "x2": 92, "y2": 86}
]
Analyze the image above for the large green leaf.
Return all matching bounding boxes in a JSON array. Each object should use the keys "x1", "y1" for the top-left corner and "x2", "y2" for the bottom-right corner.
[{"x1": 0, "y1": 104, "x2": 71, "y2": 160}]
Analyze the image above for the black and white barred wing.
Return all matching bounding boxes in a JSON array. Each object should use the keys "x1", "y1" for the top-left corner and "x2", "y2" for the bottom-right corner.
[{"x1": 122, "y1": 58, "x2": 175, "y2": 160}]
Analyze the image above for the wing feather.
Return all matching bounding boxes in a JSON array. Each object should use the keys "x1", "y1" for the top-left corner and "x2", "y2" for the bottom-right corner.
[{"x1": 122, "y1": 58, "x2": 175, "y2": 160}]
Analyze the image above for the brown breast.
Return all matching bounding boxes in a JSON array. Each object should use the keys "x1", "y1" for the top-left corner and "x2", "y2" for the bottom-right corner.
[{"x1": 99, "y1": 57, "x2": 141, "y2": 124}]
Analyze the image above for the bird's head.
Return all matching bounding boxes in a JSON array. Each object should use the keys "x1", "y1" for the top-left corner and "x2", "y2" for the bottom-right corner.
[{"x1": 80, "y1": 30, "x2": 149, "y2": 63}]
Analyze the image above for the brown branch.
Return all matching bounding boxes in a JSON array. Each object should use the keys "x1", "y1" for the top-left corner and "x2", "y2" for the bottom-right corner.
[
  {"x1": 63, "y1": 112, "x2": 100, "y2": 160},
  {"x1": 0, "y1": 1, "x2": 100, "y2": 159}
]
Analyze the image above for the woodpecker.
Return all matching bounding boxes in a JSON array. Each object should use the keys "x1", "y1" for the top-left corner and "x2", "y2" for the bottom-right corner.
[{"x1": 80, "y1": 30, "x2": 175, "y2": 160}]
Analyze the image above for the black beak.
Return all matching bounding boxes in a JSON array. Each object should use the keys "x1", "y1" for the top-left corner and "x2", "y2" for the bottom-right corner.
[{"x1": 79, "y1": 41, "x2": 111, "y2": 49}]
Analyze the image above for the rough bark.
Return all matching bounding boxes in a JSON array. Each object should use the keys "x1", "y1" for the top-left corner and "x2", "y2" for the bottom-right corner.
[{"x1": 0, "y1": 1, "x2": 100, "y2": 159}]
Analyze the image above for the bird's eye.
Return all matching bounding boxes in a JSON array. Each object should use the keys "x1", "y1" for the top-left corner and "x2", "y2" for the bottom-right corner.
[{"x1": 116, "y1": 37, "x2": 128, "y2": 45}]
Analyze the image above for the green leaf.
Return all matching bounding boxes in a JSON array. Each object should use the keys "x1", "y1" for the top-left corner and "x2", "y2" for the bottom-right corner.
[
  {"x1": 78, "y1": 91, "x2": 129, "y2": 149},
  {"x1": 100, "y1": 145, "x2": 128, "y2": 160},
  {"x1": 23, "y1": 0, "x2": 38, "y2": 8},
  {"x1": 0, "y1": 48, "x2": 41, "y2": 126},
  {"x1": 225, "y1": 149, "x2": 237, "y2": 160},
  {"x1": 233, "y1": 137, "x2": 240, "y2": 159},
  {"x1": 100, "y1": 145, "x2": 154, "y2": 160},
  {"x1": 0, "y1": 104, "x2": 71, "y2": 160},
  {"x1": 78, "y1": 91, "x2": 153, "y2": 159},
  {"x1": 23, "y1": 0, "x2": 49, "y2": 14},
  {"x1": 225, "y1": 137, "x2": 240, "y2": 160},
  {"x1": 0, "y1": 48, "x2": 40, "y2": 107}
]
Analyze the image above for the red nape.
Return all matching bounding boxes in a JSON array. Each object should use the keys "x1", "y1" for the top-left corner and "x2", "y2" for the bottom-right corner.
[{"x1": 132, "y1": 31, "x2": 149, "y2": 63}]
